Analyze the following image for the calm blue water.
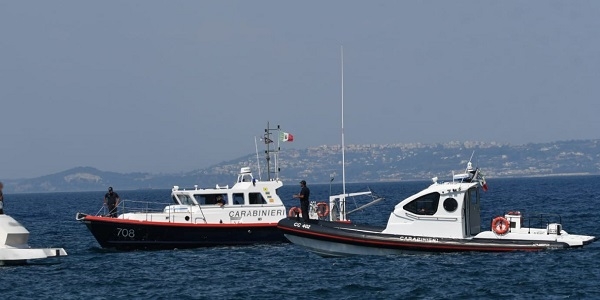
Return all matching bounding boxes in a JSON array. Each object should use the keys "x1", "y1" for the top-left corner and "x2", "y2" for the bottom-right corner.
[{"x1": 2, "y1": 176, "x2": 600, "y2": 299}]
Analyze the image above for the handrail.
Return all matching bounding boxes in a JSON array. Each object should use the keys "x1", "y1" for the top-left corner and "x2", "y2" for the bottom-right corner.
[{"x1": 113, "y1": 199, "x2": 209, "y2": 224}]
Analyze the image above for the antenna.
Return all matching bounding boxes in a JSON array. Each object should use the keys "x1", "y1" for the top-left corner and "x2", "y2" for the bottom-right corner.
[
  {"x1": 341, "y1": 45, "x2": 346, "y2": 198},
  {"x1": 275, "y1": 125, "x2": 280, "y2": 180},
  {"x1": 265, "y1": 122, "x2": 271, "y2": 180},
  {"x1": 254, "y1": 136, "x2": 262, "y2": 180}
]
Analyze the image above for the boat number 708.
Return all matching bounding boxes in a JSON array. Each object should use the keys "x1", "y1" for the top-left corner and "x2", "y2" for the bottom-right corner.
[
  {"x1": 116, "y1": 228, "x2": 135, "y2": 238},
  {"x1": 293, "y1": 223, "x2": 311, "y2": 229}
]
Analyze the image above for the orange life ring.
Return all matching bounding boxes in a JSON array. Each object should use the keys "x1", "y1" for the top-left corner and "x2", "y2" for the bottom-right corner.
[
  {"x1": 288, "y1": 207, "x2": 301, "y2": 218},
  {"x1": 491, "y1": 216, "x2": 510, "y2": 235},
  {"x1": 316, "y1": 202, "x2": 330, "y2": 217}
]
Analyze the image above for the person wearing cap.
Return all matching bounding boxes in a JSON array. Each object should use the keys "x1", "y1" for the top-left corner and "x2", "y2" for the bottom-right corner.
[
  {"x1": 293, "y1": 180, "x2": 310, "y2": 222},
  {"x1": 104, "y1": 187, "x2": 120, "y2": 217}
]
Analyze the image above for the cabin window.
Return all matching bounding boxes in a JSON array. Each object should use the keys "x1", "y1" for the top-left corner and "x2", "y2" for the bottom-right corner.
[
  {"x1": 241, "y1": 174, "x2": 252, "y2": 182},
  {"x1": 468, "y1": 188, "x2": 478, "y2": 205},
  {"x1": 403, "y1": 192, "x2": 440, "y2": 215},
  {"x1": 194, "y1": 194, "x2": 226, "y2": 206},
  {"x1": 176, "y1": 194, "x2": 195, "y2": 205},
  {"x1": 249, "y1": 192, "x2": 267, "y2": 205},
  {"x1": 443, "y1": 198, "x2": 458, "y2": 212},
  {"x1": 232, "y1": 193, "x2": 244, "y2": 205},
  {"x1": 193, "y1": 194, "x2": 208, "y2": 205}
]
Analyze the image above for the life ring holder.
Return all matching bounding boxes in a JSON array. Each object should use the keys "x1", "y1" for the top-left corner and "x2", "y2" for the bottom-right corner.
[
  {"x1": 316, "y1": 202, "x2": 330, "y2": 218},
  {"x1": 288, "y1": 207, "x2": 302, "y2": 218},
  {"x1": 491, "y1": 216, "x2": 510, "y2": 235}
]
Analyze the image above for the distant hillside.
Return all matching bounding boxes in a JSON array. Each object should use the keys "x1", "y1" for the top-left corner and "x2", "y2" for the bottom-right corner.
[{"x1": 3, "y1": 139, "x2": 599, "y2": 193}]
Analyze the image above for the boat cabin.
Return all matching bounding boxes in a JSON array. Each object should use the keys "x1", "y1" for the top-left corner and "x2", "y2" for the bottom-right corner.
[
  {"x1": 382, "y1": 176, "x2": 482, "y2": 238},
  {"x1": 170, "y1": 167, "x2": 271, "y2": 207},
  {"x1": 117, "y1": 167, "x2": 286, "y2": 224}
]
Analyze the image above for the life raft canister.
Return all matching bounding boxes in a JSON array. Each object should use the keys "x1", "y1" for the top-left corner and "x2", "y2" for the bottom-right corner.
[
  {"x1": 506, "y1": 211, "x2": 524, "y2": 225},
  {"x1": 491, "y1": 216, "x2": 510, "y2": 235},
  {"x1": 316, "y1": 202, "x2": 330, "y2": 217},
  {"x1": 288, "y1": 207, "x2": 302, "y2": 218}
]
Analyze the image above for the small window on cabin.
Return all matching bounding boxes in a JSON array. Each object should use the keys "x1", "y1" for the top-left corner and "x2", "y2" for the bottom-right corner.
[
  {"x1": 232, "y1": 193, "x2": 244, "y2": 205},
  {"x1": 249, "y1": 192, "x2": 267, "y2": 205},
  {"x1": 443, "y1": 198, "x2": 458, "y2": 212},
  {"x1": 403, "y1": 192, "x2": 440, "y2": 215}
]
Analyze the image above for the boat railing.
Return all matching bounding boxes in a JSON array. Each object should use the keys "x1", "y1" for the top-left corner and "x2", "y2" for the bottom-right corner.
[
  {"x1": 527, "y1": 213, "x2": 562, "y2": 233},
  {"x1": 324, "y1": 187, "x2": 384, "y2": 222},
  {"x1": 99, "y1": 199, "x2": 210, "y2": 223},
  {"x1": 489, "y1": 212, "x2": 563, "y2": 234},
  {"x1": 95, "y1": 199, "x2": 285, "y2": 223},
  {"x1": 120, "y1": 199, "x2": 170, "y2": 214},
  {"x1": 95, "y1": 199, "x2": 171, "y2": 217}
]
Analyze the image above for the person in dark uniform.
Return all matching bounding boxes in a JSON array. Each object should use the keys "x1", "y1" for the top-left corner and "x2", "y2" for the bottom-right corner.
[
  {"x1": 293, "y1": 180, "x2": 310, "y2": 222},
  {"x1": 104, "y1": 187, "x2": 120, "y2": 217},
  {"x1": 0, "y1": 181, "x2": 4, "y2": 214},
  {"x1": 216, "y1": 195, "x2": 225, "y2": 207}
]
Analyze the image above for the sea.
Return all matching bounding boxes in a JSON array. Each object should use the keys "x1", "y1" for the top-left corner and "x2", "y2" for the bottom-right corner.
[{"x1": 2, "y1": 176, "x2": 600, "y2": 299}]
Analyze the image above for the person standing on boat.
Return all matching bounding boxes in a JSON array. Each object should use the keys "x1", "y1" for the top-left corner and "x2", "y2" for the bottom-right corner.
[
  {"x1": 0, "y1": 181, "x2": 4, "y2": 214},
  {"x1": 104, "y1": 187, "x2": 120, "y2": 217},
  {"x1": 293, "y1": 180, "x2": 310, "y2": 222}
]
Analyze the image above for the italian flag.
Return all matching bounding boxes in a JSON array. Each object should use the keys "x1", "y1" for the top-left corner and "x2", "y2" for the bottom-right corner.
[
  {"x1": 280, "y1": 132, "x2": 294, "y2": 142},
  {"x1": 481, "y1": 175, "x2": 488, "y2": 192}
]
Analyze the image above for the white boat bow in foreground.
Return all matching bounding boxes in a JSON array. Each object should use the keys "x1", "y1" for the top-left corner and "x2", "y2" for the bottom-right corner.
[{"x1": 0, "y1": 215, "x2": 67, "y2": 265}]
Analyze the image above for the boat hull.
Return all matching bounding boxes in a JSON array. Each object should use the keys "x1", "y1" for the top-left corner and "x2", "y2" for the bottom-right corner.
[
  {"x1": 77, "y1": 213, "x2": 287, "y2": 250},
  {"x1": 277, "y1": 218, "x2": 582, "y2": 257},
  {"x1": 0, "y1": 214, "x2": 68, "y2": 264}
]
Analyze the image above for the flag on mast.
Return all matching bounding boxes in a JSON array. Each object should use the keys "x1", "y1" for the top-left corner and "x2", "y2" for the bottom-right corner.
[
  {"x1": 481, "y1": 176, "x2": 488, "y2": 192},
  {"x1": 478, "y1": 170, "x2": 488, "y2": 192},
  {"x1": 280, "y1": 132, "x2": 294, "y2": 142}
]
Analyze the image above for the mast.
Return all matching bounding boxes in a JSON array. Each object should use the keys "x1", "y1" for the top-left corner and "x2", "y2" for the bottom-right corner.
[
  {"x1": 264, "y1": 122, "x2": 281, "y2": 181},
  {"x1": 275, "y1": 126, "x2": 280, "y2": 180},
  {"x1": 341, "y1": 46, "x2": 346, "y2": 198},
  {"x1": 265, "y1": 122, "x2": 271, "y2": 181}
]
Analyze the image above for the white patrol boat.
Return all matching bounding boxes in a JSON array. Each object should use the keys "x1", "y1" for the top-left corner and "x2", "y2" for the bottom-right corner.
[
  {"x1": 76, "y1": 124, "x2": 290, "y2": 250},
  {"x1": 0, "y1": 214, "x2": 67, "y2": 265},
  {"x1": 278, "y1": 161, "x2": 597, "y2": 257}
]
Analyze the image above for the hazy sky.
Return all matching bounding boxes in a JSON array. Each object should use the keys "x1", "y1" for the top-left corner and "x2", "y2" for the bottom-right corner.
[{"x1": 1, "y1": 1, "x2": 599, "y2": 179}]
